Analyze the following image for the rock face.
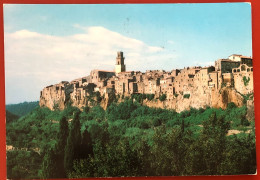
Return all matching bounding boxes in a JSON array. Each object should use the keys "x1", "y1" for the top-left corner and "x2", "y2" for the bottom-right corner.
[
  {"x1": 39, "y1": 52, "x2": 254, "y2": 113},
  {"x1": 40, "y1": 81, "x2": 69, "y2": 110},
  {"x1": 142, "y1": 87, "x2": 244, "y2": 113},
  {"x1": 246, "y1": 99, "x2": 255, "y2": 121},
  {"x1": 39, "y1": 78, "x2": 246, "y2": 113}
]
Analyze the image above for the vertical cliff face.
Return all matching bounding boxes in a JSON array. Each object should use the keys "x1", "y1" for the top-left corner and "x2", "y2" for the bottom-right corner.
[
  {"x1": 211, "y1": 87, "x2": 244, "y2": 109},
  {"x1": 39, "y1": 53, "x2": 254, "y2": 113},
  {"x1": 246, "y1": 99, "x2": 255, "y2": 121},
  {"x1": 142, "y1": 87, "x2": 244, "y2": 113},
  {"x1": 39, "y1": 82, "x2": 69, "y2": 110},
  {"x1": 39, "y1": 80, "x2": 247, "y2": 112},
  {"x1": 233, "y1": 72, "x2": 254, "y2": 95},
  {"x1": 39, "y1": 80, "x2": 115, "y2": 110}
]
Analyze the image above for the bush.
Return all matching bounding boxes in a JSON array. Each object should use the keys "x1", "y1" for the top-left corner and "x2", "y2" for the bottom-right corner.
[
  {"x1": 159, "y1": 94, "x2": 167, "y2": 101},
  {"x1": 146, "y1": 94, "x2": 155, "y2": 101},
  {"x1": 131, "y1": 94, "x2": 143, "y2": 103},
  {"x1": 227, "y1": 102, "x2": 237, "y2": 109},
  {"x1": 243, "y1": 76, "x2": 250, "y2": 86},
  {"x1": 94, "y1": 92, "x2": 102, "y2": 103},
  {"x1": 183, "y1": 94, "x2": 190, "y2": 99}
]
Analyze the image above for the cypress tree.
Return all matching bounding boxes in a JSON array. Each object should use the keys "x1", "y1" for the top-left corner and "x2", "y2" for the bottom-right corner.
[
  {"x1": 55, "y1": 116, "x2": 69, "y2": 178},
  {"x1": 40, "y1": 149, "x2": 58, "y2": 179},
  {"x1": 64, "y1": 110, "x2": 82, "y2": 173},
  {"x1": 80, "y1": 126, "x2": 93, "y2": 158}
]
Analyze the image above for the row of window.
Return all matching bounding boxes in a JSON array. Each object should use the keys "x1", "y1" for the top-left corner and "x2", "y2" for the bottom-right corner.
[{"x1": 233, "y1": 67, "x2": 253, "y2": 73}]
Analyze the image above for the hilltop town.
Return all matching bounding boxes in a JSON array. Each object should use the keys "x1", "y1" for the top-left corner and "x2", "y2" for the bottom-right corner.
[{"x1": 40, "y1": 52, "x2": 254, "y2": 113}]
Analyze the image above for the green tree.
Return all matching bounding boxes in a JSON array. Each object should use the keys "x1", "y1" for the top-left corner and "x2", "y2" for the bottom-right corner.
[
  {"x1": 64, "y1": 110, "x2": 82, "y2": 173},
  {"x1": 159, "y1": 94, "x2": 167, "y2": 101},
  {"x1": 40, "y1": 149, "x2": 59, "y2": 179},
  {"x1": 55, "y1": 116, "x2": 69, "y2": 178},
  {"x1": 219, "y1": 134, "x2": 256, "y2": 175},
  {"x1": 80, "y1": 126, "x2": 93, "y2": 158},
  {"x1": 197, "y1": 112, "x2": 229, "y2": 175},
  {"x1": 146, "y1": 94, "x2": 155, "y2": 101},
  {"x1": 149, "y1": 126, "x2": 191, "y2": 176}
]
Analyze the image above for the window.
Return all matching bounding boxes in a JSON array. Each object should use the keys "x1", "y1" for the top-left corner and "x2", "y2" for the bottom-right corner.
[{"x1": 241, "y1": 65, "x2": 246, "y2": 71}]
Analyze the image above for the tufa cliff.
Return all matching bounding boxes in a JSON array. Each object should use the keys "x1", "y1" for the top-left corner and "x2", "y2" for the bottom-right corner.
[{"x1": 40, "y1": 52, "x2": 254, "y2": 113}]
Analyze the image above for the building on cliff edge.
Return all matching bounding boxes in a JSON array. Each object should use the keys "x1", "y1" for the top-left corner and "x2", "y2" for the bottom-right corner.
[{"x1": 39, "y1": 52, "x2": 254, "y2": 112}]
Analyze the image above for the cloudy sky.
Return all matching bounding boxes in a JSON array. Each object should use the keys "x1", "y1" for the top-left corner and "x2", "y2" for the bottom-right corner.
[{"x1": 4, "y1": 3, "x2": 252, "y2": 104}]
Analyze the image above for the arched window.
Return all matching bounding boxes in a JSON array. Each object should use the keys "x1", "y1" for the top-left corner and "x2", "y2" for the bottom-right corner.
[
  {"x1": 247, "y1": 68, "x2": 250, "y2": 72},
  {"x1": 251, "y1": 68, "x2": 253, "y2": 72},
  {"x1": 233, "y1": 69, "x2": 237, "y2": 73},
  {"x1": 241, "y1": 65, "x2": 246, "y2": 71}
]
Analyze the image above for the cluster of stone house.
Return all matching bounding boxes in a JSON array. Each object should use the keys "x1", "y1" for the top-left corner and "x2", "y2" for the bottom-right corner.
[{"x1": 40, "y1": 52, "x2": 253, "y2": 110}]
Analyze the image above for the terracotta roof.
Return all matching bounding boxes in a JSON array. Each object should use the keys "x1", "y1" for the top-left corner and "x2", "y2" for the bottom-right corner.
[
  {"x1": 92, "y1": 69, "x2": 115, "y2": 73},
  {"x1": 241, "y1": 56, "x2": 252, "y2": 59},
  {"x1": 218, "y1": 59, "x2": 235, "y2": 62},
  {"x1": 229, "y1": 54, "x2": 242, "y2": 57}
]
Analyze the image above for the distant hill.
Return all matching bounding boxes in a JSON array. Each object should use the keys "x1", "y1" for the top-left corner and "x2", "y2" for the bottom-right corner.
[
  {"x1": 6, "y1": 101, "x2": 39, "y2": 117},
  {"x1": 6, "y1": 110, "x2": 20, "y2": 123}
]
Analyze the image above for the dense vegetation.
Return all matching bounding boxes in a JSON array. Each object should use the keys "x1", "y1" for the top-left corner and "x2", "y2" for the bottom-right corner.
[
  {"x1": 6, "y1": 101, "x2": 39, "y2": 117},
  {"x1": 6, "y1": 99, "x2": 256, "y2": 179},
  {"x1": 6, "y1": 110, "x2": 19, "y2": 123}
]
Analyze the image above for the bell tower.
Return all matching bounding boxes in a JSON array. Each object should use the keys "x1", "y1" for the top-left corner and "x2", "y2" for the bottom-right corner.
[{"x1": 115, "y1": 51, "x2": 126, "y2": 74}]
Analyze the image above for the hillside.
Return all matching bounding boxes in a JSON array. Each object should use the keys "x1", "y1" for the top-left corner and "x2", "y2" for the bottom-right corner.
[
  {"x1": 6, "y1": 99, "x2": 256, "y2": 179},
  {"x1": 6, "y1": 101, "x2": 39, "y2": 117},
  {"x1": 6, "y1": 110, "x2": 20, "y2": 123}
]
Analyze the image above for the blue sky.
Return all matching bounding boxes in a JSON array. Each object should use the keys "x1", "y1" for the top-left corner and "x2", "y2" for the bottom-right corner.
[{"x1": 4, "y1": 3, "x2": 252, "y2": 104}]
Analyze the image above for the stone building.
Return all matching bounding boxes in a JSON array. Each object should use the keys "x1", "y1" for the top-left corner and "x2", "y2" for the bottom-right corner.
[
  {"x1": 40, "y1": 52, "x2": 254, "y2": 112},
  {"x1": 115, "y1": 51, "x2": 126, "y2": 74},
  {"x1": 233, "y1": 63, "x2": 254, "y2": 94},
  {"x1": 215, "y1": 59, "x2": 240, "y2": 73}
]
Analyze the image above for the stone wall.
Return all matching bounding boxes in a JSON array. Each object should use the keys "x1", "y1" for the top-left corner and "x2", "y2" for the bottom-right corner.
[{"x1": 39, "y1": 54, "x2": 254, "y2": 113}]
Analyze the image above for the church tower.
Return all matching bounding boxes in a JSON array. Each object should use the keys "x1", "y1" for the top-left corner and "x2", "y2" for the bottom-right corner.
[{"x1": 115, "y1": 51, "x2": 126, "y2": 74}]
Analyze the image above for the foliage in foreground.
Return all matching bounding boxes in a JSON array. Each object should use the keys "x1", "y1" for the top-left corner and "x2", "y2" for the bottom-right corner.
[{"x1": 6, "y1": 100, "x2": 256, "y2": 179}]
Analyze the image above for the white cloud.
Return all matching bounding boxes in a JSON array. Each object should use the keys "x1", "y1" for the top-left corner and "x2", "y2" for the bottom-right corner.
[
  {"x1": 167, "y1": 40, "x2": 174, "y2": 45},
  {"x1": 4, "y1": 26, "x2": 178, "y2": 103},
  {"x1": 193, "y1": 61, "x2": 214, "y2": 67}
]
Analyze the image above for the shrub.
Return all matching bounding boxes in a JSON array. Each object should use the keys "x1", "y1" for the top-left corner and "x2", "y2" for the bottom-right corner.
[
  {"x1": 243, "y1": 76, "x2": 250, "y2": 86},
  {"x1": 183, "y1": 94, "x2": 190, "y2": 99},
  {"x1": 227, "y1": 102, "x2": 237, "y2": 109},
  {"x1": 131, "y1": 94, "x2": 143, "y2": 103},
  {"x1": 146, "y1": 94, "x2": 155, "y2": 101},
  {"x1": 159, "y1": 94, "x2": 167, "y2": 101},
  {"x1": 94, "y1": 92, "x2": 102, "y2": 103}
]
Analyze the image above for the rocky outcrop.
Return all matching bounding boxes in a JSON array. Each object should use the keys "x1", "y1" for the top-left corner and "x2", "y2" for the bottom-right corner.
[
  {"x1": 40, "y1": 79, "x2": 246, "y2": 113},
  {"x1": 211, "y1": 87, "x2": 244, "y2": 109},
  {"x1": 246, "y1": 99, "x2": 255, "y2": 121},
  {"x1": 40, "y1": 53, "x2": 253, "y2": 113},
  {"x1": 142, "y1": 87, "x2": 244, "y2": 112},
  {"x1": 39, "y1": 81, "x2": 69, "y2": 110}
]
